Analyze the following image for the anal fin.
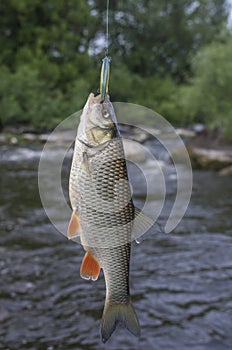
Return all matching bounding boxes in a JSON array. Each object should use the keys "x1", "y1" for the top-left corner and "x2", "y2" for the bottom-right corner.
[
  {"x1": 67, "y1": 210, "x2": 81, "y2": 239},
  {"x1": 80, "y1": 252, "x2": 100, "y2": 281}
]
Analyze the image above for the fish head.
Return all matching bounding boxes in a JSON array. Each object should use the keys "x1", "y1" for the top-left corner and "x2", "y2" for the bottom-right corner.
[{"x1": 77, "y1": 93, "x2": 120, "y2": 147}]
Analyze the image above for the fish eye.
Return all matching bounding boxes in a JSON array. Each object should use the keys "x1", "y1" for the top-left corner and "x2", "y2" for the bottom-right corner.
[{"x1": 102, "y1": 110, "x2": 110, "y2": 119}]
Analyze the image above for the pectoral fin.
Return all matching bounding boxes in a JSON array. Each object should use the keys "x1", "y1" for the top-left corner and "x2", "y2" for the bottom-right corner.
[
  {"x1": 80, "y1": 252, "x2": 100, "y2": 281},
  {"x1": 132, "y1": 207, "x2": 154, "y2": 243},
  {"x1": 67, "y1": 210, "x2": 81, "y2": 239}
]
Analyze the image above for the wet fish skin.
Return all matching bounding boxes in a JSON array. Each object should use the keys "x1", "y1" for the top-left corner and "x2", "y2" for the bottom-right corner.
[{"x1": 69, "y1": 93, "x2": 140, "y2": 342}]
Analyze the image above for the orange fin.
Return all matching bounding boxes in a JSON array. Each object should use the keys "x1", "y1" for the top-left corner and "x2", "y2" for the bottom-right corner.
[
  {"x1": 67, "y1": 210, "x2": 81, "y2": 239},
  {"x1": 80, "y1": 252, "x2": 100, "y2": 281}
]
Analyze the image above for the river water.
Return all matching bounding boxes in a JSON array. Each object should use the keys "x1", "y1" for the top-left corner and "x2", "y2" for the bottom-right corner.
[{"x1": 0, "y1": 140, "x2": 231, "y2": 350}]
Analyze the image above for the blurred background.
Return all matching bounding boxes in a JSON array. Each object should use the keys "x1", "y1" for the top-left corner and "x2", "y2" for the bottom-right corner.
[
  {"x1": 0, "y1": 0, "x2": 232, "y2": 136},
  {"x1": 0, "y1": 1, "x2": 232, "y2": 350}
]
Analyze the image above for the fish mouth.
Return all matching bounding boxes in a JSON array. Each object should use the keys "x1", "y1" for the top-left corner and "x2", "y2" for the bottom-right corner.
[
  {"x1": 77, "y1": 92, "x2": 121, "y2": 147},
  {"x1": 88, "y1": 93, "x2": 109, "y2": 105},
  {"x1": 87, "y1": 93, "x2": 121, "y2": 137}
]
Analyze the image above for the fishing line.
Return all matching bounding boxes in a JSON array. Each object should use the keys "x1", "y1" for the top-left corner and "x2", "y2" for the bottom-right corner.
[
  {"x1": 105, "y1": 0, "x2": 110, "y2": 56},
  {"x1": 99, "y1": 0, "x2": 111, "y2": 101}
]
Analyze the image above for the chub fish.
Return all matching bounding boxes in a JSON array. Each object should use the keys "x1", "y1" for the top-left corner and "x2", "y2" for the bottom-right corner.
[{"x1": 68, "y1": 93, "x2": 152, "y2": 342}]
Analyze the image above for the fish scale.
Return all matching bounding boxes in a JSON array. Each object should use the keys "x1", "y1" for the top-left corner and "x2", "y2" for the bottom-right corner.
[
  {"x1": 70, "y1": 137, "x2": 134, "y2": 248},
  {"x1": 96, "y1": 245, "x2": 130, "y2": 303},
  {"x1": 70, "y1": 135, "x2": 133, "y2": 301}
]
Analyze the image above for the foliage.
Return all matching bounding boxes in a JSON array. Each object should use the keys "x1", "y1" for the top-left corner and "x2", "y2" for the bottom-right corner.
[
  {"x1": 0, "y1": 64, "x2": 91, "y2": 130},
  {"x1": 92, "y1": 0, "x2": 228, "y2": 81},
  {"x1": 108, "y1": 63, "x2": 185, "y2": 126},
  {"x1": 179, "y1": 29, "x2": 232, "y2": 139},
  {"x1": 0, "y1": 0, "x2": 231, "y2": 133}
]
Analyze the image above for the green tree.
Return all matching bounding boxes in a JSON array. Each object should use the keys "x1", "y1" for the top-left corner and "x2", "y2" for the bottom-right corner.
[
  {"x1": 0, "y1": 0, "x2": 231, "y2": 131},
  {"x1": 92, "y1": 0, "x2": 229, "y2": 81},
  {"x1": 0, "y1": 64, "x2": 91, "y2": 130},
  {"x1": 180, "y1": 29, "x2": 232, "y2": 139},
  {"x1": 0, "y1": 0, "x2": 98, "y2": 129},
  {"x1": 0, "y1": 0, "x2": 97, "y2": 88}
]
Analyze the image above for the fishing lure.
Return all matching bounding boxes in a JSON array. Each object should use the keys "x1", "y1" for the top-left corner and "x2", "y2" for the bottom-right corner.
[{"x1": 100, "y1": 56, "x2": 111, "y2": 103}]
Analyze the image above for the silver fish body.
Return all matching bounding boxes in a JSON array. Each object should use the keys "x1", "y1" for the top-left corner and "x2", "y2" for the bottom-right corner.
[{"x1": 69, "y1": 93, "x2": 141, "y2": 342}]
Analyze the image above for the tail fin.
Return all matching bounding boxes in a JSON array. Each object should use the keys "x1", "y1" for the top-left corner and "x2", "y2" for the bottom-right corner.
[{"x1": 101, "y1": 300, "x2": 140, "y2": 343}]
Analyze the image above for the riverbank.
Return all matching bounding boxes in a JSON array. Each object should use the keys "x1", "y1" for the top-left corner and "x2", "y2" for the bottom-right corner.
[
  {"x1": 185, "y1": 130, "x2": 232, "y2": 174},
  {"x1": 1, "y1": 125, "x2": 231, "y2": 174}
]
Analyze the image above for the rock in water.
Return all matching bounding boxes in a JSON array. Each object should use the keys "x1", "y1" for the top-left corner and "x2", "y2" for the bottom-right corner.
[{"x1": 187, "y1": 147, "x2": 232, "y2": 170}]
